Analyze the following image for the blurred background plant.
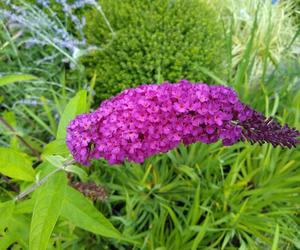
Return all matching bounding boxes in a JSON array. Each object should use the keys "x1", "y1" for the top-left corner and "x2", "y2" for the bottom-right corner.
[
  {"x1": 216, "y1": 0, "x2": 300, "y2": 86},
  {"x1": 0, "y1": 0, "x2": 110, "y2": 142},
  {"x1": 81, "y1": 0, "x2": 225, "y2": 100},
  {"x1": 0, "y1": 0, "x2": 300, "y2": 249}
]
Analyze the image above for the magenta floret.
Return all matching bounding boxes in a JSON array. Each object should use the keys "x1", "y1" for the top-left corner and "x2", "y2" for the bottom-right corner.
[{"x1": 66, "y1": 80, "x2": 299, "y2": 165}]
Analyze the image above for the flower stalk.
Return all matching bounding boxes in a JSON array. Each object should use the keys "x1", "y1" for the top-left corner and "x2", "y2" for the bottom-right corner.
[{"x1": 14, "y1": 159, "x2": 75, "y2": 201}]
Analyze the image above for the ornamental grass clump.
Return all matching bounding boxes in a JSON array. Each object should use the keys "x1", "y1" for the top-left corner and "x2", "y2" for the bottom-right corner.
[{"x1": 66, "y1": 80, "x2": 299, "y2": 165}]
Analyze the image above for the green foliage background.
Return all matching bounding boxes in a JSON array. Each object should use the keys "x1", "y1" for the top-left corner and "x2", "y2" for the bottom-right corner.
[
  {"x1": 82, "y1": 0, "x2": 225, "y2": 100},
  {"x1": 0, "y1": 0, "x2": 300, "y2": 249}
]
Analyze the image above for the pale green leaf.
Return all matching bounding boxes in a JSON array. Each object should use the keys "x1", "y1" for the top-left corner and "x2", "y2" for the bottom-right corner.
[
  {"x1": 42, "y1": 139, "x2": 69, "y2": 158},
  {"x1": 15, "y1": 198, "x2": 35, "y2": 214},
  {"x1": 0, "y1": 234, "x2": 14, "y2": 250},
  {"x1": 0, "y1": 201, "x2": 14, "y2": 233},
  {"x1": 0, "y1": 147, "x2": 34, "y2": 181},
  {"x1": 56, "y1": 90, "x2": 87, "y2": 139},
  {"x1": 7, "y1": 214, "x2": 30, "y2": 249},
  {"x1": 65, "y1": 165, "x2": 88, "y2": 181},
  {"x1": 61, "y1": 187, "x2": 121, "y2": 239},
  {"x1": 29, "y1": 170, "x2": 67, "y2": 250},
  {"x1": 45, "y1": 155, "x2": 65, "y2": 168},
  {"x1": 0, "y1": 74, "x2": 37, "y2": 86}
]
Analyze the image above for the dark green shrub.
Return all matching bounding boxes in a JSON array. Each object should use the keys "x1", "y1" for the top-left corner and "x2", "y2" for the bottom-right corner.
[
  {"x1": 295, "y1": 0, "x2": 300, "y2": 23},
  {"x1": 82, "y1": 0, "x2": 225, "y2": 100}
]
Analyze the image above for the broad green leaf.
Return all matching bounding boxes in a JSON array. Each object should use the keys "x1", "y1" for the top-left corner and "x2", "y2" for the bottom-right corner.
[
  {"x1": 0, "y1": 74, "x2": 37, "y2": 87},
  {"x1": 0, "y1": 201, "x2": 14, "y2": 233},
  {"x1": 0, "y1": 147, "x2": 34, "y2": 181},
  {"x1": 65, "y1": 165, "x2": 88, "y2": 181},
  {"x1": 45, "y1": 155, "x2": 65, "y2": 168},
  {"x1": 56, "y1": 90, "x2": 87, "y2": 140},
  {"x1": 15, "y1": 199, "x2": 35, "y2": 214},
  {"x1": 7, "y1": 214, "x2": 30, "y2": 249},
  {"x1": 29, "y1": 170, "x2": 67, "y2": 250},
  {"x1": 42, "y1": 139, "x2": 69, "y2": 158},
  {"x1": 0, "y1": 234, "x2": 14, "y2": 250},
  {"x1": 61, "y1": 187, "x2": 121, "y2": 239}
]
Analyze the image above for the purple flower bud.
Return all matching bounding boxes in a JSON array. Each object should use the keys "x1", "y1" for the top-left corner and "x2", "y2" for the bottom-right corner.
[
  {"x1": 66, "y1": 81, "x2": 299, "y2": 165},
  {"x1": 238, "y1": 106, "x2": 300, "y2": 148}
]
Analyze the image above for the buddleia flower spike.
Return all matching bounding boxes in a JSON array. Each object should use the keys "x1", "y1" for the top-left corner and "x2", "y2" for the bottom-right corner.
[{"x1": 66, "y1": 80, "x2": 299, "y2": 165}]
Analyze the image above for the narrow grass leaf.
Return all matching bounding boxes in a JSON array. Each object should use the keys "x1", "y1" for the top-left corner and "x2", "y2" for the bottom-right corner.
[
  {"x1": 23, "y1": 106, "x2": 55, "y2": 136},
  {"x1": 40, "y1": 96, "x2": 57, "y2": 133},
  {"x1": 271, "y1": 224, "x2": 280, "y2": 250},
  {"x1": 198, "y1": 66, "x2": 227, "y2": 85},
  {"x1": 191, "y1": 214, "x2": 210, "y2": 250},
  {"x1": 87, "y1": 73, "x2": 97, "y2": 110},
  {"x1": 56, "y1": 90, "x2": 87, "y2": 139},
  {"x1": 0, "y1": 74, "x2": 37, "y2": 87},
  {"x1": 233, "y1": 7, "x2": 258, "y2": 91}
]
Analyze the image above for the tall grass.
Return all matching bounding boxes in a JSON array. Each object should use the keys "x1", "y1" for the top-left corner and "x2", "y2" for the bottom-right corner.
[{"x1": 216, "y1": 0, "x2": 300, "y2": 86}]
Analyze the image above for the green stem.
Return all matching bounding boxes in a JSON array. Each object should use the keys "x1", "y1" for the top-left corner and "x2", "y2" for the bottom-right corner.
[{"x1": 14, "y1": 159, "x2": 76, "y2": 201}]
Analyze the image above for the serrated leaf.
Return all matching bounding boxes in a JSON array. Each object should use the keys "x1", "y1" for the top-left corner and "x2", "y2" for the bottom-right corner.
[
  {"x1": 61, "y1": 187, "x2": 121, "y2": 240},
  {"x1": 0, "y1": 147, "x2": 34, "y2": 181},
  {"x1": 29, "y1": 170, "x2": 67, "y2": 250},
  {"x1": 0, "y1": 74, "x2": 37, "y2": 86},
  {"x1": 56, "y1": 90, "x2": 87, "y2": 140}
]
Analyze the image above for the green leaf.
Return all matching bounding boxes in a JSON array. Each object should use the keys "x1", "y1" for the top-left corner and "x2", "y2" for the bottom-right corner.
[
  {"x1": 45, "y1": 155, "x2": 65, "y2": 168},
  {"x1": 271, "y1": 224, "x2": 280, "y2": 250},
  {"x1": 61, "y1": 187, "x2": 121, "y2": 239},
  {"x1": 15, "y1": 199, "x2": 35, "y2": 214},
  {"x1": 191, "y1": 214, "x2": 210, "y2": 250},
  {"x1": 0, "y1": 147, "x2": 35, "y2": 181},
  {"x1": 0, "y1": 201, "x2": 14, "y2": 233},
  {"x1": 0, "y1": 74, "x2": 37, "y2": 87},
  {"x1": 29, "y1": 170, "x2": 67, "y2": 250},
  {"x1": 42, "y1": 139, "x2": 69, "y2": 158},
  {"x1": 0, "y1": 234, "x2": 14, "y2": 250},
  {"x1": 0, "y1": 215, "x2": 31, "y2": 250},
  {"x1": 65, "y1": 165, "x2": 88, "y2": 182},
  {"x1": 198, "y1": 66, "x2": 227, "y2": 86},
  {"x1": 56, "y1": 90, "x2": 87, "y2": 140},
  {"x1": 23, "y1": 106, "x2": 55, "y2": 136}
]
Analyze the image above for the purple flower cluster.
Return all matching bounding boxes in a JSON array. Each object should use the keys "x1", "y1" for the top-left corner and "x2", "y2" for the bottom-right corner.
[{"x1": 66, "y1": 80, "x2": 299, "y2": 165}]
